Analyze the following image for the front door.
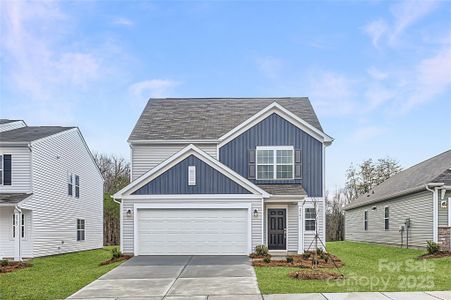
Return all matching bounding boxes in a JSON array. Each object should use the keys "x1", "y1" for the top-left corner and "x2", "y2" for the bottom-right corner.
[{"x1": 268, "y1": 209, "x2": 286, "y2": 250}]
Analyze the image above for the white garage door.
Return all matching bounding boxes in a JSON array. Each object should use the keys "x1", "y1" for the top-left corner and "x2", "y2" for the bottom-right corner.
[{"x1": 137, "y1": 208, "x2": 249, "y2": 255}]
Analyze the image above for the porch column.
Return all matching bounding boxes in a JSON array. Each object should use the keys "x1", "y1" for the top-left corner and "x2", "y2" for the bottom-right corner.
[{"x1": 13, "y1": 211, "x2": 21, "y2": 261}]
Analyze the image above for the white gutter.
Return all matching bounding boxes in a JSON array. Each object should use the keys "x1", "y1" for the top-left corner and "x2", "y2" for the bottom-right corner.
[{"x1": 426, "y1": 183, "x2": 442, "y2": 243}]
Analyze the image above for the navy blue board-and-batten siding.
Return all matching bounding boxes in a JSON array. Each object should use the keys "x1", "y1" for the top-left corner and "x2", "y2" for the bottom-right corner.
[
  {"x1": 219, "y1": 113, "x2": 323, "y2": 197},
  {"x1": 133, "y1": 154, "x2": 252, "y2": 195}
]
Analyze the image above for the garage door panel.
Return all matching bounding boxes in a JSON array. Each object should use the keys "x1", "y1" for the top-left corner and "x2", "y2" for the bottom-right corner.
[{"x1": 137, "y1": 208, "x2": 249, "y2": 255}]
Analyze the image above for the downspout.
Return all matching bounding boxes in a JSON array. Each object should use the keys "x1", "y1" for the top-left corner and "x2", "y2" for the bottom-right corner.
[{"x1": 426, "y1": 183, "x2": 443, "y2": 243}]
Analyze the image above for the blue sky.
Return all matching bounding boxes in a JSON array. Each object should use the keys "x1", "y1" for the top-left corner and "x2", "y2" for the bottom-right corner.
[{"x1": 1, "y1": 1, "x2": 450, "y2": 191}]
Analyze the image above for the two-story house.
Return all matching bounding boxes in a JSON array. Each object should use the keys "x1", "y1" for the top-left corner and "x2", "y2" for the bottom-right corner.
[
  {"x1": 0, "y1": 119, "x2": 103, "y2": 260},
  {"x1": 114, "y1": 98, "x2": 333, "y2": 256}
]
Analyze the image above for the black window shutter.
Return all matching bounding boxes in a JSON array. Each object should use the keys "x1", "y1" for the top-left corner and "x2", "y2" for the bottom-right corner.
[
  {"x1": 3, "y1": 155, "x2": 12, "y2": 185},
  {"x1": 294, "y1": 150, "x2": 302, "y2": 179},
  {"x1": 248, "y1": 149, "x2": 256, "y2": 179}
]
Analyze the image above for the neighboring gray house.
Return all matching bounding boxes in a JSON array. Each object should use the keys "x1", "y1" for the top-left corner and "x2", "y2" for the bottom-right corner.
[
  {"x1": 345, "y1": 150, "x2": 451, "y2": 250},
  {"x1": 0, "y1": 120, "x2": 103, "y2": 260},
  {"x1": 114, "y1": 98, "x2": 333, "y2": 256}
]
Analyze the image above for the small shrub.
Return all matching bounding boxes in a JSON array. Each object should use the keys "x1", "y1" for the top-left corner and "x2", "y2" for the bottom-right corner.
[
  {"x1": 0, "y1": 259, "x2": 8, "y2": 267},
  {"x1": 426, "y1": 241, "x2": 440, "y2": 255},
  {"x1": 316, "y1": 248, "x2": 324, "y2": 256},
  {"x1": 286, "y1": 256, "x2": 294, "y2": 263},
  {"x1": 263, "y1": 257, "x2": 271, "y2": 263},
  {"x1": 111, "y1": 247, "x2": 122, "y2": 259},
  {"x1": 255, "y1": 245, "x2": 269, "y2": 256},
  {"x1": 302, "y1": 252, "x2": 311, "y2": 259}
]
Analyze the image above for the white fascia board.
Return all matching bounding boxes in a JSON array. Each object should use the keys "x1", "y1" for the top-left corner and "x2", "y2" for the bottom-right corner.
[
  {"x1": 114, "y1": 144, "x2": 270, "y2": 198},
  {"x1": 218, "y1": 102, "x2": 334, "y2": 148},
  {"x1": 128, "y1": 139, "x2": 218, "y2": 145},
  {"x1": 122, "y1": 194, "x2": 263, "y2": 200}
]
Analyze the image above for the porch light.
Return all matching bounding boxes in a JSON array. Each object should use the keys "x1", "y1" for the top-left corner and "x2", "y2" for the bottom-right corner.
[
  {"x1": 127, "y1": 209, "x2": 132, "y2": 216},
  {"x1": 253, "y1": 209, "x2": 258, "y2": 217}
]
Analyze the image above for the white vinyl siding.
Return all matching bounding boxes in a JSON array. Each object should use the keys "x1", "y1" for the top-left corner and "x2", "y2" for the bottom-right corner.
[
  {"x1": 0, "y1": 147, "x2": 32, "y2": 193},
  {"x1": 18, "y1": 129, "x2": 103, "y2": 257},
  {"x1": 0, "y1": 120, "x2": 26, "y2": 133},
  {"x1": 131, "y1": 144, "x2": 218, "y2": 180},
  {"x1": 345, "y1": 190, "x2": 434, "y2": 248},
  {"x1": 121, "y1": 198, "x2": 262, "y2": 255}
]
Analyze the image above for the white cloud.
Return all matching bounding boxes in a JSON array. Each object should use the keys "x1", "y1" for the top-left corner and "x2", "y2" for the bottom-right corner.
[
  {"x1": 1, "y1": 1, "x2": 104, "y2": 105},
  {"x1": 350, "y1": 126, "x2": 386, "y2": 143},
  {"x1": 367, "y1": 67, "x2": 389, "y2": 80},
  {"x1": 112, "y1": 17, "x2": 134, "y2": 27},
  {"x1": 129, "y1": 79, "x2": 181, "y2": 98},
  {"x1": 307, "y1": 72, "x2": 359, "y2": 116},
  {"x1": 363, "y1": 0, "x2": 439, "y2": 47},
  {"x1": 256, "y1": 56, "x2": 284, "y2": 79}
]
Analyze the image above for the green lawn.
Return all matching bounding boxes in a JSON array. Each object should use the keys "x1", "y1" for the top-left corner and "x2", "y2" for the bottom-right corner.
[
  {"x1": 255, "y1": 241, "x2": 451, "y2": 294},
  {"x1": 0, "y1": 247, "x2": 124, "y2": 300}
]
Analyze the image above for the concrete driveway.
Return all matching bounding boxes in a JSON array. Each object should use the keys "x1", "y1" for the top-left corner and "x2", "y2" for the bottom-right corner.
[{"x1": 68, "y1": 255, "x2": 261, "y2": 300}]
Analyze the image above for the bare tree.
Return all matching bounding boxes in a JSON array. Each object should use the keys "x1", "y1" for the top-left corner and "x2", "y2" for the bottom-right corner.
[
  {"x1": 326, "y1": 189, "x2": 346, "y2": 241},
  {"x1": 345, "y1": 157, "x2": 401, "y2": 203},
  {"x1": 93, "y1": 153, "x2": 130, "y2": 246}
]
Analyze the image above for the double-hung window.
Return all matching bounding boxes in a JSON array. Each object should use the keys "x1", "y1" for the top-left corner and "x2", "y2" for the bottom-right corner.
[
  {"x1": 364, "y1": 210, "x2": 368, "y2": 231},
  {"x1": 12, "y1": 214, "x2": 25, "y2": 239},
  {"x1": 0, "y1": 154, "x2": 12, "y2": 185},
  {"x1": 77, "y1": 219, "x2": 85, "y2": 241},
  {"x1": 305, "y1": 207, "x2": 316, "y2": 231},
  {"x1": 68, "y1": 173, "x2": 73, "y2": 196},
  {"x1": 384, "y1": 207, "x2": 389, "y2": 230},
  {"x1": 256, "y1": 146, "x2": 294, "y2": 180},
  {"x1": 75, "y1": 175, "x2": 80, "y2": 198}
]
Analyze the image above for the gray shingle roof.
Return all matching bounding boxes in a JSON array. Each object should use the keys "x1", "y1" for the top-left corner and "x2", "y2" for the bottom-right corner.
[
  {"x1": 346, "y1": 149, "x2": 451, "y2": 210},
  {"x1": 0, "y1": 126, "x2": 75, "y2": 143},
  {"x1": 0, "y1": 119, "x2": 21, "y2": 124},
  {"x1": 129, "y1": 98, "x2": 324, "y2": 141},
  {"x1": 257, "y1": 184, "x2": 307, "y2": 196},
  {"x1": 0, "y1": 193, "x2": 32, "y2": 204}
]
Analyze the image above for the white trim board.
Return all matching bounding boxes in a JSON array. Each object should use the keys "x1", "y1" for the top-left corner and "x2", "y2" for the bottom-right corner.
[
  {"x1": 114, "y1": 144, "x2": 270, "y2": 198},
  {"x1": 218, "y1": 102, "x2": 333, "y2": 149},
  {"x1": 133, "y1": 203, "x2": 252, "y2": 256}
]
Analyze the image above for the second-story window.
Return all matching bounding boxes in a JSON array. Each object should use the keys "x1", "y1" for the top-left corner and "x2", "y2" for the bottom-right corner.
[
  {"x1": 0, "y1": 154, "x2": 12, "y2": 185},
  {"x1": 75, "y1": 175, "x2": 80, "y2": 198},
  {"x1": 68, "y1": 173, "x2": 73, "y2": 196},
  {"x1": 256, "y1": 146, "x2": 294, "y2": 180}
]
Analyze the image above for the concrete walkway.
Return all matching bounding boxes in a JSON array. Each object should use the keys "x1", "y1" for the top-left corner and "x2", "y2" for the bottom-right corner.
[
  {"x1": 263, "y1": 291, "x2": 451, "y2": 300},
  {"x1": 67, "y1": 255, "x2": 261, "y2": 299}
]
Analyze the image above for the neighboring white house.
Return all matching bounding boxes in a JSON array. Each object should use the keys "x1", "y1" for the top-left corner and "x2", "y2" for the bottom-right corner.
[{"x1": 0, "y1": 119, "x2": 103, "y2": 260}]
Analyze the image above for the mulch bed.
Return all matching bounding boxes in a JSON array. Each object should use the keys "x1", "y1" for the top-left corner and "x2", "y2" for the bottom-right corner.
[
  {"x1": 0, "y1": 261, "x2": 31, "y2": 274},
  {"x1": 249, "y1": 253, "x2": 272, "y2": 259},
  {"x1": 252, "y1": 253, "x2": 344, "y2": 268},
  {"x1": 99, "y1": 255, "x2": 132, "y2": 266},
  {"x1": 289, "y1": 269, "x2": 344, "y2": 280},
  {"x1": 418, "y1": 252, "x2": 451, "y2": 260}
]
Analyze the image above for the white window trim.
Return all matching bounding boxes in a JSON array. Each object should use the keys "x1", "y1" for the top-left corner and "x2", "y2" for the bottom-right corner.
[
  {"x1": 256, "y1": 146, "x2": 294, "y2": 180},
  {"x1": 68, "y1": 172, "x2": 73, "y2": 197},
  {"x1": 0, "y1": 154, "x2": 3, "y2": 185},
  {"x1": 77, "y1": 218, "x2": 85, "y2": 241},
  {"x1": 75, "y1": 174, "x2": 80, "y2": 198},
  {"x1": 304, "y1": 206, "x2": 316, "y2": 232},
  {"x1": 12, "y1": 214, "x2": 16, "y2": 239},
  {"x1": 384, "y1": 206, "x2": 389, "y2": 230},
  {"x1": 448, "y1": 197, "x2": 451, "y2": 227},
  {"x1": 188, "y1": 166, "x2": 196, "y2": 186},
  {"x1": 11, "y1": 213, "x2": 25, "y2": 240},
  {"x1": 364, "y1": 210, "x2": 368, "y2": 231}
]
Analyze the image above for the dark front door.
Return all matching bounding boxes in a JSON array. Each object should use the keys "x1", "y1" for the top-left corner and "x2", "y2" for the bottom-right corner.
[{"x1": 268, "y1": 209, "x2": 286, "y2": 250}]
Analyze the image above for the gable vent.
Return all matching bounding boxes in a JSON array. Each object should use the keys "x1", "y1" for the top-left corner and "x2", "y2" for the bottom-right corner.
[{"x1": 188, "y1": 166, "x2": 196, "y2": 186}]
